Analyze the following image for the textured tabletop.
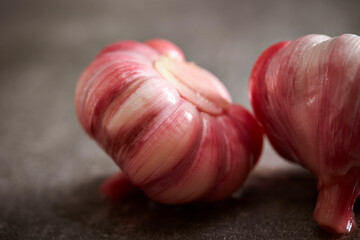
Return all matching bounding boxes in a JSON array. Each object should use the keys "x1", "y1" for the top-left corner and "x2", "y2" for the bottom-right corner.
[{"x1": 1, "y1": 0, "x2": 360, "y2": 239}]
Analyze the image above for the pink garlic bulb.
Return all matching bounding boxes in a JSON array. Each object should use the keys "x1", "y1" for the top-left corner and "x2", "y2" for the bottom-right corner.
[
  {"x1": 249, "y1": 34, "x2": 360, "y2": 234},
  {"x1": 75, "y1": 39, "x2": 263, "y2": 204}
]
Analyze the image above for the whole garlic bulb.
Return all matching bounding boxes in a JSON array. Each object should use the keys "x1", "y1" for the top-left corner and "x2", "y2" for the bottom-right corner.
[
  {"x1": 75, "y1": 39, "x2": 263, "y2": 204},
  {"x1": 249, "y1": 34, "x2": 360, "y2": 234}
]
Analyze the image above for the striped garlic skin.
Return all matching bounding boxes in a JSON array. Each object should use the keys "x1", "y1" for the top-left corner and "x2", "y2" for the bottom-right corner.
[
  {"x1": 75, "y1": 39, "x2": 263, "y2": 204},
  {"x1": 250, "y1": 34, "x2": 360, "y2": 234}
]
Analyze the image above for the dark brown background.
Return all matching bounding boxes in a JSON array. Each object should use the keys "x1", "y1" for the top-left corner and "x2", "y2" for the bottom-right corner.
[{"x1": 1, "y1": 0, "x2": 360, "y2": 239}]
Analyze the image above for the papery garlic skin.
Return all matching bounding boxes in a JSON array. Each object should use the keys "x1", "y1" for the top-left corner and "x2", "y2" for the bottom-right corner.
[
  {"x1": 249, "y1": 34, "x2": 360, "y2": 234},
  {"x1": 75, "y1": 39, "x2": 263, "y2": 204}
]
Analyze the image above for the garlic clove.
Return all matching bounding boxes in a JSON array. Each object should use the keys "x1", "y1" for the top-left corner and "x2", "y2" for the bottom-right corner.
[
  {"x1": 154, "y1": 56, "x2": 231, "y2": 115},
  {"x1": 79, "y1": 64, "x2": 153, "y2": 135},
  {"x1": 102, "y1": 78, "x2": 180, "y2": 140},
  {"x1": 99, "y1": 78, "x2": 181, "y2": 156},
  {"x1": 142, "y1": 112, "x2": 221, "y2": 204},
  {"x1": 203, "y1": 105, "x2": 262, "y2": 201},
  {"x1": 145, "y1": 39, "x2": 185, "y2": 61},
  {"x1": 97, "y1": 40, "x2": 160, "y2": 61},
  {"x1": 227, "y1": 104, "x2": 264, "y2": 167},
  {"x1": 76, "y1": 54, "x2": 156, "y2": 134},
  {"x1": 123, "y1": 101, "x2": 201, "y2": 186}
]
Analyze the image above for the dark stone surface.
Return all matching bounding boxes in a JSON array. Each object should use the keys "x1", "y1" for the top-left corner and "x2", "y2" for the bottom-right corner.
[{"x1": 1, "y1": 0, "x2": 360, "y2": 239}]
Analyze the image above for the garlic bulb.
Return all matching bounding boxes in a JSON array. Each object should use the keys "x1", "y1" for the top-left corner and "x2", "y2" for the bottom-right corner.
[
  {"x1": 75, "y1": 39, "x2": 263, "y2": 204},
  {"x1": 249, "y1": 34, "x2": 360, "y2": 234}
]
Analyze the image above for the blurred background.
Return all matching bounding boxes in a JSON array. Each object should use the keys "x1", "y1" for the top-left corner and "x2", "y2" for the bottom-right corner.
[{"x1": 1, "y1": 0, "x2": 359, "y2": 239}]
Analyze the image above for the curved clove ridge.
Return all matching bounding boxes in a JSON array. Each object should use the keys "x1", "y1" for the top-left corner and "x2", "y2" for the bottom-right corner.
[
  {"x1": 249, "y1": 34, "x2": 360, "y2": 234},
  {"x1": 75, "y1": 39, "x2": 263, "y2": 204}
]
